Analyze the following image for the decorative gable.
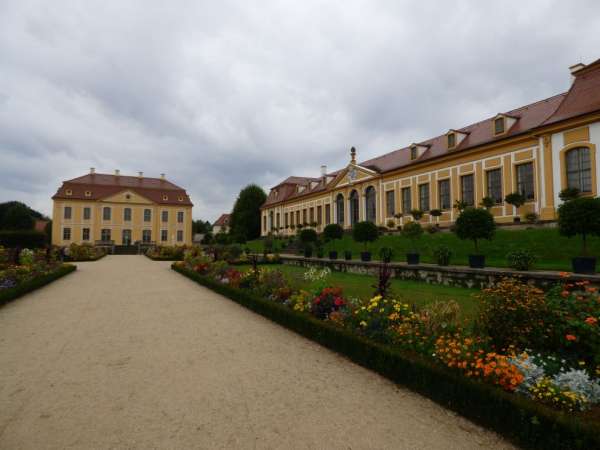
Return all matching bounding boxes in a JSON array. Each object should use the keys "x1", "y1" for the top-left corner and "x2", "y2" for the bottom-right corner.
[
  {"x1": 492, "y1": 113, "x2": 518, "y2": 136},
  {"x1": 446, "y1": 129, "x2": 469, "y2": 149},
  {"x1": 409, "y1": 143, "x2": 430, "y2": 160},
  {"x1": 101, "y1": 190, "x2": 154, "y2": 204}
]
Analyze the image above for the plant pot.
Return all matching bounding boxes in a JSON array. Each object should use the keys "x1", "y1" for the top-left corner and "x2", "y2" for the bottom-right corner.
[
  {"x1": 572, "y1": 256, "x2": 596, "y2": 274},
  {"x1": 406, "y1": 253, "x2": 420, "y2": 265},
  {"x1": 360, "y1": 251, "x2": 371, "y2": 262},
  {"x1": 382, "y1": 256, "x2": 392, "y2": 263},
  {"x1": 513, "y1": 217, "x2": 521, "y2": 224},
  {"x1": 329, "y1": 251, "x2": 338, "y2": 260},
  {"x1": 468, "y1": 254, "x2": 485, "y2": 269},
  {"x1": 316, "y1": 250, "x2": 324, "y2": 259},
  {"x1": 344, "y1": 251, "x2": 352, "y2": 261},
  {"x1": 304, "y1": 248, "x2": 313, "y2": 258}
]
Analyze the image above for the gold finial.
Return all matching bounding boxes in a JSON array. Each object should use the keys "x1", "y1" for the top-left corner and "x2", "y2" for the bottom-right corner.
[{"x1": 350, "y1": 146, "x2": 356, "y2": 164}]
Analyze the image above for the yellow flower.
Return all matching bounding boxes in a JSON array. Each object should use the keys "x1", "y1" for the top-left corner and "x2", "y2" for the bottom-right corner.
[{"x1": 359, "y1": 321, "x2": 367, "y2": 327}]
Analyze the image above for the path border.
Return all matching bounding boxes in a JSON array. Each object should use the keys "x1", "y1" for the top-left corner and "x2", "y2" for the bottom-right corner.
[{"x1": 0, "y1": 264, "x2": 76, "y2": 307}]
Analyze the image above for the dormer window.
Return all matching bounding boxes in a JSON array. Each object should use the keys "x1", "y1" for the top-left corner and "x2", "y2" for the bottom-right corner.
[
  {"x1": 494, "y1": 117, "x2": 505, "y2": 135},
  {"x1": 410, "y1": 146, "x2": 417, "y2": 160},
  {"x1": 447, "y1": 133, "x2": 456, "y2": 149},
  {"x1": 178, "y1": 196, "x2": 184, "y2": 202},
  {"x1": 162, "y1": 194, "x2": 169, "y2": 201},
  {"x1": 446, "y1": 129, "x2": 469, "y2": 149},
  {"x1": 65, "y1": 189, "x2": 72, "y2": 196},
  {"x1": 84, "y1": 190, "x2": 92, "y2": 197}
]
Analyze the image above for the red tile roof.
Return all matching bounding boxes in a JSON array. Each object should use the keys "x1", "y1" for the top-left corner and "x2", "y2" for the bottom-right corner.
[
  {"x1": 213, "y1": 213, "x2": 230, "y2": 227},
  {"x1": 52, "y1": 173, "x2": 193, "y2": 206}
]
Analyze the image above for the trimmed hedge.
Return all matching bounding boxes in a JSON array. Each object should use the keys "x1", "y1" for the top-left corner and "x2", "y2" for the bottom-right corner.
[
  {"x1": 65, "y1": 252, "x2": 107, "y2": 262},
  {"x1": 173, "y1": 263, "x2": 600, "y2": 450},
  {"x1": 0, "y1": 230, "x2": 47, "y2": 248},
  {"x1": 145, "y1": 254, "x2": 183, "y2": 261},
  {"x1": 0, "y1": 264, "x2": 76, "y2": 306}
]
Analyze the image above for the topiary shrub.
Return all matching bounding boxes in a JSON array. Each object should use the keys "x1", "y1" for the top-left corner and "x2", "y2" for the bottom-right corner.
[
  {"x1": 506, "y1": 249, "x2": 536, "y2": 271},
  {"x1": 401, "y1": 221, "x2": 423, "y2": 253},
  {"x1": 453, "y1": 208, "x2": 496, "y2": 254},
  {"x1": 299, "y1": 228, "x2": 318, "y2": 245},
  {"x1": 323, "y1": 223, "x2": 343, "y2": 241},
  {"x1": 352, "y1": 221, "x2": 379, "y2": 251},
  {"x1": 557, "y1": 197, "x2": 600, "y2": 270},
  {"x1": 504, "y1": 192, "x2": 526, "y2": 217},
  {"x1": 479, "y1": 196, "x2": 495, "y2": 209},
  {"x1": 524, "y1": 212, "x2": 538, "y2": 224},
  {"x1": 410, "y1": 209, "x2": 424, "y2": 221}
]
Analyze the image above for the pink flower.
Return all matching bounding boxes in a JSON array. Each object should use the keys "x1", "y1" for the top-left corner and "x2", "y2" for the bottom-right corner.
[{"x1": 565, "y1": 334, "x2": 577, "y2": 341}]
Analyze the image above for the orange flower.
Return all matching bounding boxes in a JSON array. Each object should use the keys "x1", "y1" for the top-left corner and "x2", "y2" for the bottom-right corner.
[
  {"x1": 565, "y1": 334, "x2": 577, "y2": 341},
  {"x1": 560, "y1": 290, "x2": 570, "y2": 298},
  {"x1": 559, "y1": 271, "x2": 570, "y2": 278},
  {"x1": 585, "y1": 317, "x2": 598, "y2": 326}
]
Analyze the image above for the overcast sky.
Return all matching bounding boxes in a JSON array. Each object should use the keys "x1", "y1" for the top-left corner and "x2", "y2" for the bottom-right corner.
[{"x1": 1, "y1": 1, "x2": 600, "y2": 221}]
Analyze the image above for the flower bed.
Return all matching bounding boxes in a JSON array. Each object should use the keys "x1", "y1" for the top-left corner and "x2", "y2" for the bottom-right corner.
[
  {"x1": 0, "y1": 246, "x2": 76, "y2": 306},
  {"x1": 145, "y1": 245, "x2": 187, "y2": 261},
  {"x1": 172, "y1": 250, "x2": 600, "y2": 449},
  {"x1": 64, "y1": 243, "x2": 107, "y2": 262}
]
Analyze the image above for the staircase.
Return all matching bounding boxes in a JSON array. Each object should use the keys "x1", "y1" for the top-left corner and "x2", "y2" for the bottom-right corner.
[{"x1": 113, "y1": 245, "x2": 139, "y2": 255}]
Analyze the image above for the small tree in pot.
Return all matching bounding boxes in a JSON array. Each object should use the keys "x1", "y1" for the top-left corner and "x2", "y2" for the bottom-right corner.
[
  {"x1": 479, "y1": 196, "x2": 495, "y2": 210},
  {"x1": 430, "y1": 209, "x2": 442, "y2": 224},
  {"x1": 323, "y1": 223, "x2": 343, "y2": 259},
  {"x1": 299, "y1": 228, "x2": 317, "y2": 258},
  {"x1": 401, "y1": 221, "x2": 423, "y2": 264},
  {"x1": 454, "y1": 207, "x2": 496, "y2": 268},
  {"x1": 557, "y1": 196, "x2": 600, "y2": 274},
  {"x1": 352, "y1": 221, "x2": 379, "y2": 262},
  {"x1": 410, "y1": 209, "x2": 424, "y2": 221},
  {"x1": 504, "y1": 192, "x2": 526, "y2": 223}
]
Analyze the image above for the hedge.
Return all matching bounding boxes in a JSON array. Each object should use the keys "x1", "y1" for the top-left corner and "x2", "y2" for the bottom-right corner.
[
  {"x1": 172, "y1": 264, "x2": 600, "y2": 450},
  {"x1": 0, "y1": 230, "x2": 47, "y2": 248},
  {"x1": 145, "y1": 254, "x2": 183, "y2": 261},
  {"x1": 0, "y1": 264, "x2": 76, "y2": 306},
  {"x1": 65, "y1": 253, "x2": 107, "y2": 262}
]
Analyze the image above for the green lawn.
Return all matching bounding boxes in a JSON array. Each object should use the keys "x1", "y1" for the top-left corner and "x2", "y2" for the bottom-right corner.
[
  {"x1": 246, "y1": 227, "x2": 597, "y2": 271},
  {"x1": 239, "y1": 263, "x2": 480, "y2": 320}
]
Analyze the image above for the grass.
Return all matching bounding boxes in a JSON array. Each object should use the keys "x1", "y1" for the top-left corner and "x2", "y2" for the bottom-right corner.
[
  {"x1": 237, "y1": 263, "x2": 479, "y2": 320},
  {"x1": 246, "y1": 227, "x2": 598, "y2": 271}
]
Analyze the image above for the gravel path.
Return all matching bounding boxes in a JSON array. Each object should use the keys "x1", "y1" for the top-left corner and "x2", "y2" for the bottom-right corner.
[{"x1": 0, "y1": 256, "x2": 514, "y2": 449}]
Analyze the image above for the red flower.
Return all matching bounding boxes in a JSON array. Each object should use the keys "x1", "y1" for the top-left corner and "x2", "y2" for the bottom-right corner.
[
  {"x1": 585, "y1": 317, "x2": 598, "y2": 326},
  {"x1": 565, "y1": 334, "x2": 577, "y2": 341},
  {"x1": 334, "y1": 297, "x2": 344, "y2": 307}
]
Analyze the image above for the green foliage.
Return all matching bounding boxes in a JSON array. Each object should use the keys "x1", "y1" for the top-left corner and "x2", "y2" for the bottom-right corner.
[
  {"x1": 401, "y1": 222, "x2": 423, "y2": 252},
  {"x1": 557, "y1": 196, "x2": 600, "y2": 255},
  {"x1": 379, "y1": 247, "x2": 393, "y2": 262},
  {"x1": 352, "y1": 221, "x2": 379, "y2": 249},
  {"x1": 0, "y1": 230, "x2": 47, "y2": 248},
  {"x1": 214, "y1": 232, "x2": 230, "y2": 245},
  {"x1": 479, "y1": 196, "x2": 495, "y2": 209},
  {"x1": 429, "y1": 209, "x2": 442, "y2": 217},
  {"x1": 386, "y1": 219, "x2": 396, "y2": 229},
  {"x1": 559, "y1": 187, "x2": 580, "y2": 202},
  {"x1": 525, "y1": 212, "x2": 538, "y2": 224},
  {"x1": 454, "y1": 208, "x2": 496, "y2": 253},
  {"x1": 433, "y1": 245, "x2": 452, "y2": 266},
  {"x1": 410, "y1": 209, "x2": 423, "y2": 220},
  {"x1": 506, "y1": 249, "x2": 536, "y2": 271},
  {"x1": 0, "y1": 201, "x2": 44, "y2": 230},
  {"x1": 504, "y1": 192, "x2": 526, "y2": 209},
  {"x1": 229, "y1": 184, "x2": 267, "y2": 241},
  {"x1": 299, "y1": 228, "x2": 318, "y2": 244},
  {"x1": 192, "y1": 219, "x2": 212, "y2": 234},
  {"x1": 0, "y1": 264, "x2": 76, "y2": 306},
  {"x1": 453, "y1": 199, "x2": 468, "y2": 212},
  {"x1": 66, "y1": 243, "x2": 105, "y2": 261}
]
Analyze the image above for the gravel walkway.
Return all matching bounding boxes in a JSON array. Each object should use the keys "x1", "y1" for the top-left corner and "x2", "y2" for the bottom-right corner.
[{"x1": 0, "y1": 256, "x2": 514, "y2": 449}]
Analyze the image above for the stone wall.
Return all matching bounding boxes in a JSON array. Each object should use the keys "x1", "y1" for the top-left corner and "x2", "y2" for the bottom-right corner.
[{"x1": 280, "y1": 255, "x2": 600, "y2": 290}]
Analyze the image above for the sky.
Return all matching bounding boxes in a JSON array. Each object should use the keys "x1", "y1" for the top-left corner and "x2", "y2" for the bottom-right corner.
[{"x1": 1, "y1": 1, "x2": 600, "y2": 222}]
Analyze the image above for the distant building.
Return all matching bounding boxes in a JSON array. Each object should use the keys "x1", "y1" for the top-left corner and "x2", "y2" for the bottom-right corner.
[
  {"x1": 51, "y1": 169, "x2": 193, "y2": 246},
  {"x1": 34, "y1": 219, "x2": 49, "y2": 233},
  {"x1": 213, "y1": 213, "x2": 231, "y2": 234}
]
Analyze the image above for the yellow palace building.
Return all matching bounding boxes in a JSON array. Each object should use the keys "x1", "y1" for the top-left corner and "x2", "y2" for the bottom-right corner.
[
  {"x1": 51, "y1": 170, "x2": 193, "y2": 247},
  {"x1": 261, "y1": 59, "x2": 600, "y2": 236}
]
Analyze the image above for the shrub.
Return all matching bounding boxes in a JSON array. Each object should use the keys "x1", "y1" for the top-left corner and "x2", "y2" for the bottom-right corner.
[
  {"x1": 311, "y1": 287, "x2": 346, "y2": 319},
  {"x1": 479, "y1": 196, "x2": 495, "y2": 209},
  {"x1": 0, "y1": 230, "x2": 46, "y2": 248},
  {"x1": 214, "y1": 232, "x2": 230, "y2": 245},
  {"x1": 454, "y1": 208, "x2": 496, "y2": 253},
  {"x1": 299, "y1": 228, "x2": 318, "y2": 244},
  {"x1": 401, "y1": 222, "x2": 423, "y2": 252},
  {"x1": 323, "y1": 223, "x2": 343, "y2": 241},
  {"x1": 352, "y1": 221, "x2": 379, "y2": 250},
  {"x1": 505, "y1": 192, "x2": 526, "y2": 210},
  {"x1": 557, "y1": 196, "x2": 600, "y2": 255},
  {"x1": 410, "y1": 209, "x2": 424, "y2": 221},
  {"x1": 350, "y1": 296, "x2": 411, "y2": 343},
  {"x1": 453, "y1": 199, "x2": 468, "y2": 212},
  {"x1": 433, "y1": 245, "x2": 452, "y2": 266},
  {"x1": 420, "y1": 300, "x2": 460, "y2": 336},
  {"x1": 430, "y1": 209, "x2": 442, "y2": 218},
  {"x1": 386, "y1": 219, "x2": 395, "y2": 229},
  {"x1": 525, "y1": 212, "x2": 538, "y2": 224},
  {"x1": 379, "y1": 247, "x2": 393, "y2": 262},
  {"x1": 506, "y1": 250, "x2": 536, "y2": 271},
  {"x1": 425, "y1": 224, "x2": 439, "y2": 234},
  {"x1": 559, "y1": 187, "x2": 580, "y2": 202}
]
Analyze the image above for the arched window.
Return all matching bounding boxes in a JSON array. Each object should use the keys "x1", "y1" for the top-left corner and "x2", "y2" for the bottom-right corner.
[
  {"x1": 350, "y1": 190, "x2": 360, "y2": 226},
  {"x1": 269, "y1": 211, "x2": 274, "y2": 231},
  {"x1": 336, "y1": 194, "x2": 344, "y2": 225},
  {"x1": 566, "y1": 147, "x2": 592, "y2": 192},
  {"x1": 365, "y1": 186, "x2": 376, "y2": 222}
]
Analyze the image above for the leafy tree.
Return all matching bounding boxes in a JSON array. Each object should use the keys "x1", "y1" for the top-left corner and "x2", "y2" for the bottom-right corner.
[
  {"x1": 352, "y1": 221, "x2": 379, "y2": 250},
  {"x1": 429, "y1": 209, "x2": 442, "y2": 218},
  {"x1": 299, "y1": 228, "x2": 317, "y2": 244},
  {"x1": 479, "y1": 196, "x2": 495, "y2": 209},
  {"x1": 504, "y1": 192, "x2": 526, "y2": 210},
  {"x1": 557, "y1": 196, "x2": 600, "y2": 255},
  {"x1": 410, "y1": 209, "x2": 423, "y2": 221},
  {"x1": 401, "y1": 221, "x2": 423, "y2": 252},
  {"x1": 229, "y1": 184, "x2": 267, "y2": 242},
  {"x1": 0, "y1": 202, "x2": 36, "y2": 230},
  {"x1": 454, "y1": 208, "x2": 496, "y2": 253},
  {"x1": 192, "y1": 220, "x2": 212, "y2": 234},
  {"x1": 323, "y1": 224, "x2": 343, "y2": 241},
  {"x1": 559, "y1": 187, "x2": 580, "y2": 202},
  {"x1": 453, "y1": 199, "x2": 468, "y2": 213},
  {"x1": 214, "y1": 232, "x2": 230, "y2": 245}
]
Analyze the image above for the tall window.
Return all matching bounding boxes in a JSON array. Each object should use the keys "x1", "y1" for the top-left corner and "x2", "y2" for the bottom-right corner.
[
  {"x1": 447, "y1": 133, "x2": 456, "y2": 148},
  {"x1": 101, "y1": 229, "x2": 111, "y2": 242},
  {"x1": 296, "y1": 210, "x2": 300, "y2": 225},
  {"x1": 438, "y1": 179, "x2": 451, "y2": 210},
  {"x1": 284, "y1": 212, "x2": 288, "y2": 227},
  {"x1": 302, "y1": 209, "x2": 307, "y2": 225},
  {"x1": 325, "y1": 204, "x2": 331, "y2": 224},
  {"x1": 177, "y1": 230, "x2": 183, "y2": 242},
  {"x1": 386, "y1": 190, "x2": 395, "y2": 217},
  {"x1": 177, "y1": 211, "x2": 184, "y2": 223},
  {"x1": 410, "y1": 147, "x2": 417, "y2": 160},
  {"x1": 309, "y1": 207, "x2": 314, "y2": 224},
  {"x1": 63, "y1": 227, "x2": 71, "y2": 240},
  {"x1": 82, "y1": 228, "x2": 90, "y2": 241},
  {"x1": 64, "y1": 206, "x2": 72, "y2": 219},
  {"x1": 418, "y1": 184, "x2": 430, "y2": 212},
  {"x1": 317, "y1": 205, "x2": 322, "y2": 225},
  {"x1": 103, "y1": 207, "x2": 111, "y2": 221},
  {"x1": 161, "y1": 230, "x2": 168, "y2": 242},
  {"x1": 269, "y1": 211, "x2": 274, "y2": 230},
  {"x1": 494, "y1": 117, "x2": 505, "y2": 134},
  {"x1": 162, "y1": 210, "x2": 168, "y2": 222},
  {"x1": 516, "y1": 163, "x2": 535, "y2": 200},
  {"x1": 263, "y1": 216, "x2": 267, "y2": 232},
  {"x1": 290, "y1": 212, "x2": 294, "y2": 226},
  {"x1": 124, "y1": 207, "x2": 132, "y2": 221},
  {"x1": 144, "y1": 209, "x2": 151, "y2": 222},
  {"x1": 566, "y1": 147, "x2": 592, "y2": 193},
  {"x1": 401, "y1": 187, "x2": 411, "y2": 214},
  {"x1": 486, "y1": 169, "x2": 503, "y2": 203},
  {"x1": 336, "y1": 194, "x2": 344, "y2": 225},
  {"x1": 349, "y1": 190, "x2": 359, "y2": 225},
  {"x1": 365, "y1": 186, "x2": 376, "y2": 222},
  {"x1": 461, "y1": 174, "x2": 474, "y2": 206},
  {"x1": 276, "y1": 212, "x2": 280, "y2": 228},
  {"x1": 143, "y1": 229, "x2": 152, "y2": 243},
  {"x1": 83, "y1": 207, "x2": 91, "y2": 220}
]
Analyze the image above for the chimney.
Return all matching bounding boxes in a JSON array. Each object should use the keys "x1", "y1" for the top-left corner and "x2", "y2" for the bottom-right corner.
[
  {"x1": 138, "y1": 171, "x2": 143, "y2": 179},
  {"x1": 114, "y1": 169, "x2": 120, "y2": 176},
  {"x1": 90, "y1": 167, "x2": 95, "y2": 174},
  {"x1": 320, "y1": 165, "x2": 327, "y2": 177},
  {"x1": 570, "y1": 62, "x2": 586, "y2": 82},
  {"x1": 160, "y1": 173, "x2": 166, "y2": 181}
]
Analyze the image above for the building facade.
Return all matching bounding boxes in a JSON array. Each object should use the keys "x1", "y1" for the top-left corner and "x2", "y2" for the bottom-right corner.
[
  {"x1": 261, "y1": 60, "x2": 600, "y2": 236},
  {"x1": 52, "y1": 170, "x2": 193, "y2": 246},
  {"x1": 213, "y1": 213, "x2": 231, "y2": 234}
]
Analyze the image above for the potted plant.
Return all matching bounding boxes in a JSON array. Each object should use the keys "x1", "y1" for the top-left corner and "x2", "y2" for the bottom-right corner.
[
  {"x1": 557, "y1": 196, "x2": 600, "y2": 274},
  {"x1": 344, "y1": 250, "x2": 352, "y2": 261},
  {"x1": 352, "y1": 221, "x2": 379, "y2": 262},
  {"x1": 386, "y1": 219, "x2": 395, "y2": 232},
  {"x1": 506, "y1": 249, "x2": 536, "y2": 271},
  {"x1": 504, "y1": 192, "x2": 526, "y2": 223},
  {"x1": 433, "y1": 245, "x2": 452, "y2": 266},
  {"x1": 379, "y1": 247, "x2": 394, "y2": 263},
  {"x1": 401, "y1": 221, "x2": 423, "y2": 264},
  {"x1": 479, "y1": 196, "x2": 495, "y2": 210},
  {"x1": 323, "y1": 223, "x2": 343, "y2": 259},
  {"x1": 303, "y1": 243, "x2": 313, "y2": 258},
  {"x1": 299, "y1": 228, "x2": 317, "y2": 259},
  {"x1": 453, "y1": 199, "x2": 468, "y2": 213},
  {"x1": 410, "y1": 209, "x2": 424, "y2": 221},
  {"x1": 430, "y1": 209, "x2": 442, "y2": 224},
  {"x1": 316, "y1": 245, "x2": 324, "y2": 259},
  {"x1": 454, "y1": 207, "x2": 496, "y2": 268}
]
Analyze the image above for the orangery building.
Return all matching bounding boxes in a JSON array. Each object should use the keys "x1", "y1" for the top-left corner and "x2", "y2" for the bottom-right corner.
[{"x1": 261, "y1": 59, "x2": 600, "y2": 236}]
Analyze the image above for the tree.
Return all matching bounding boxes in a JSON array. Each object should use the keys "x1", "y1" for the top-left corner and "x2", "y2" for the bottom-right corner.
[
  {"x1": 323, "y1": 224, "x2": 343, "y2": 241},
  {"x1": 299, "y1": 228, "x2": 318, "y2": 244},
  {"x1": 479, "y1": 197, "x2": 495, "y2": 209},
  {"x1": 454, "y1": 208, "x2": 496, "y2": 253},
  {"x1": 229, "y1": 184, "x2": 267, "y2": 242},
  {"x1": 557, "y1": 197, "x2": 600, "y2": 255},
  {"x1": 401, "y1": 221, "x2": 423, "y2": 253},
  {"x1": 352, "y1": 221, "x2": 379, "y2": 250},
  {"x1": 410, "y1": 209, "x2": 423, "y2": 221},
  {"x1": 504, "y1": 192, "x2": 526, "y2": 211},
  {"x1": 192, "y1": 220, "x2": 212, "y2": 234},
  {"x1": 0, "y1": 202, "x2": 35, "y2": 230}
]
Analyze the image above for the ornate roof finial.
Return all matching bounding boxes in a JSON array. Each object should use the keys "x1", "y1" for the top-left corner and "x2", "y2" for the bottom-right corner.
[{"x1": 350, "y1": 146, "x2": 356, "y2": 164}]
